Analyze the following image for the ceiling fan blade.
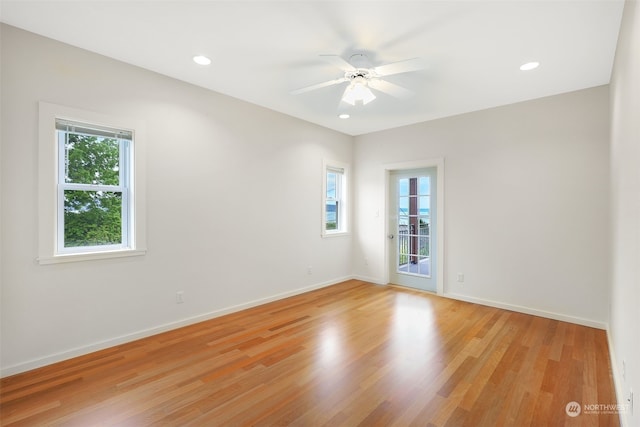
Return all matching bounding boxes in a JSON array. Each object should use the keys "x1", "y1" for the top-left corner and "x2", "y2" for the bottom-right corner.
[
  {"x1": 373, "y1": 58, "x2": 427, "y2": 76},
  {"x1": 320, "y1": 54, "x2": 356, "y2": 72},
  {"x1": 368, "y1": 79, "x2": 413, "y2": 99},
  {"x1": 291, "y1": 77, "x2": 348, "y2": 95}
]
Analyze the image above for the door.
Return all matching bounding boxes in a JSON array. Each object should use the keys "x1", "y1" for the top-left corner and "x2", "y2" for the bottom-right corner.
[{"x1": 389, "y1": 168, "x2": 437, "y2": 292}]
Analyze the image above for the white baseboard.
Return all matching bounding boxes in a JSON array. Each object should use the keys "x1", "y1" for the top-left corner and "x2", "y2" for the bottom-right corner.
[
  {"x1": 0, "y1": 276, "x2": 352, "y2": 378},
  {"x1": 352, "y1": 275, "x2": 387, "y2": 285},
  {"x1": 443, "y1": 292, "x2": 608, "y2": 330}
]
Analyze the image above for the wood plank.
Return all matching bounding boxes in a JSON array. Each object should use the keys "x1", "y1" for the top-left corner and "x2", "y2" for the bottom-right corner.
[{"x1": 0, "y1": 280, "x2": 619, "y2": 426}]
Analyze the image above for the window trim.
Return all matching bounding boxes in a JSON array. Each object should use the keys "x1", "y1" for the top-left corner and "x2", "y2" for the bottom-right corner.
[
  {"x1": 38, "y1": 102, "x2": 147, "y2": 264},
  {"x1": 322, "y1": 159, "x2": 349, "y2": 238}
]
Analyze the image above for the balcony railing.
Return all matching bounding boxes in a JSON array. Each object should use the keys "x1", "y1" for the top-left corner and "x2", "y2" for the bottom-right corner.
[{"x1": 397, "y1": 223, "x2": 430, "y2": 266}]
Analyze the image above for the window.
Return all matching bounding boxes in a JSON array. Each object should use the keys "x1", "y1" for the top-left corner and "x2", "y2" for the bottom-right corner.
[
  {"x1": 56, "y1": 120, "x2": 131, "y2": 253},
  {"x1": 38, "y1": 102, "x2": 146, "y2": 264},
  {"x1": 322, "y1": 161, "x2": 348, "y2": 236}
]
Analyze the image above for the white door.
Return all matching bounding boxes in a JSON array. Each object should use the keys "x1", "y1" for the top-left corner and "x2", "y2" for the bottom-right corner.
[{"x1": 389, "y1": 168, "x2": 437, "y2": 292}]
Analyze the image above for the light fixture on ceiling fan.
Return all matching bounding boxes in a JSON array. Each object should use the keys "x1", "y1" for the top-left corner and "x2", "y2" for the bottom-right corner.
[
  {"x1": 291, "y1": 53, "x2": 426, "y2": 107},
  {"x1": 342, "y1": 75, "x2": 376, "y2": 105}
]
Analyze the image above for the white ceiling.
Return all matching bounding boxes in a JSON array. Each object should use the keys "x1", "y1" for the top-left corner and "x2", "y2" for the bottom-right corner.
[{"x1": 0, "y1": 0, "x2": 624, "y2": 136}]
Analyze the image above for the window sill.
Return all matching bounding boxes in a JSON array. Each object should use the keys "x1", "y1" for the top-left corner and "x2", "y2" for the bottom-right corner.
[
  {"x1": 37, "y1": 249, "x2": 147, "y2": 265},
  {"x1": 322, "y1": 231, "x2": 350, "y2": 238}
]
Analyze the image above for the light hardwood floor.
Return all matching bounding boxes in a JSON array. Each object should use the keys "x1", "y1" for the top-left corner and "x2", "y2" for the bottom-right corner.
[{"x1": 0, "y1": 280, "x2": 619, "y2": 426}]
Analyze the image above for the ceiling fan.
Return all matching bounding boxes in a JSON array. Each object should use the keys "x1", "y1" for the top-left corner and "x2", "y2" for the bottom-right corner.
[{"x1": 291, "y1": 53, "x2": 426, "y2": 106}]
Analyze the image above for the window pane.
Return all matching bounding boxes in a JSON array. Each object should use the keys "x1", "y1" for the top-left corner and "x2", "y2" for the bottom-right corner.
[
  {"x1": 419, "y1": 176, "x2": 430, "y2": 195},
  {"x1": 399, "y1": 178, "x2": 409, "y2": 196},
  {"x1": 326, "y1": 200, "x2": 338, "y2": 230},
  {"x1": 419, "y1": 235, "x2": 430, "y2": 256},
  {"x1": 326, "y1": 172, "x2": 337, "y2": 199},
  {"x1": 419, "y1": 256, "x2": 430, "y2": 275},
  {"x1": 64, "y1": 190, "x2": 122, "y2": 247},
  {"x1": 64, "y1": 133, "x2": 120, "y2": 185},
  {"x1": 399, "y1": 196, "x2": 409, "y2": 215},
  {"x1": 419, "y1": 196, "x2": 430, "y2": 214}
]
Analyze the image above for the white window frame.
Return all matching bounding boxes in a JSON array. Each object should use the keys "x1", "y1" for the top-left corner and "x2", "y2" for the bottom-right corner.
[
  {"x1": 38, "y1": 102, "x2": 147, "y2": 264},
  {"x1": 322, "y1": 160, "x2": 349, "y2": 237}
]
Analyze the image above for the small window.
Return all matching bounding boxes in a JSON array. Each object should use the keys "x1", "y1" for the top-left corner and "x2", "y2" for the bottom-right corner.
[
  {"x1": 38, "y1": 102, "x2": 146, "y2": 264},
  {"x1": 56, "y1": 119, "x2": 132, "y2": 253},
  {"x1": 322, "y1": 161, "x2": 348, "y2": 236}
]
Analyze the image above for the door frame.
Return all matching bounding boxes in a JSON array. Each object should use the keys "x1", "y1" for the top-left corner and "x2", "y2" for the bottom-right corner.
[{"x1": 382, "y1": 158, "x2": 445, "y2": 295}]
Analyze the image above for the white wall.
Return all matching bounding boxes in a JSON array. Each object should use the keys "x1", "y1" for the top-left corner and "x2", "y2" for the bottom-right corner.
[
  {"x1": 609, "y1": 1, "x2": 640, "y2": 425},
  {"x1": 353, "y1": 86, "x2": 611, "y2": 327},
  {"x1": 0, "y1": 25, "x2": 353, "y2": 375}
]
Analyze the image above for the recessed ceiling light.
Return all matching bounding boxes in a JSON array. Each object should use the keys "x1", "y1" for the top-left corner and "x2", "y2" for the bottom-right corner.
[
  {"x1": 339, "y1": 114, "x2": 350, "y2": 119},
  {"x1": 193, "y1": 55, "x2": 212, "y2": 66},
  {"x1": 520, "y1": 61, "x2": 540, "y2": 71}
]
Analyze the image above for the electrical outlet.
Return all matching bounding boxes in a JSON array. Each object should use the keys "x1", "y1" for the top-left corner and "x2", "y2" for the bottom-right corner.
[
  {"x1": 457, "y1": 273, "x2": 465, "y2": 283},
  {"x1": 364, "y1": 257, "x2": 369, "y2": 266},
  {"x1": 307, "y1": 265, "x2": 312, "y2": 275},
  {"x1": 176, "y1": 291, "x2": 184, "y2": 304}
]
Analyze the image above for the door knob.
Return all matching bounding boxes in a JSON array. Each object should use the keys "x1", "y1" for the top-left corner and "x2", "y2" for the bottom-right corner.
[{"x1": 387, "y1": 234, "x2": 394, "y2": 239}]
